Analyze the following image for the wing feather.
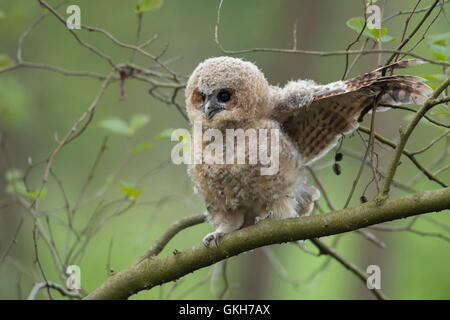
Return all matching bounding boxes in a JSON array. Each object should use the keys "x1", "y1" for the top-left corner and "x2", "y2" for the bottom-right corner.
[{"x1": 271, "y1": 60, "x2": 432, "y2": 165}]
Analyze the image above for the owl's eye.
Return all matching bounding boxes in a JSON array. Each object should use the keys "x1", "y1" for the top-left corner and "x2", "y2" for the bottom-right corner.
[
  {"x1": 218, "y1": 90, "x2": 231, "y2": 103},
  {"x1": 200, "y1": 92, "x2": 206, "y2": 102}
]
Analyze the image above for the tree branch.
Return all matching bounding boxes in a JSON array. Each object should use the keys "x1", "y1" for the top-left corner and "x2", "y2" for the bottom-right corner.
[
  {"x1": 310, "y1": 238, "x2": 388, "y2": 300},
  {"x1": 137, "y1": 213, "x2": 206, "y2": 262},
  {"x1": 85, "y1": 187, "x2": 450, "y2": 300}
]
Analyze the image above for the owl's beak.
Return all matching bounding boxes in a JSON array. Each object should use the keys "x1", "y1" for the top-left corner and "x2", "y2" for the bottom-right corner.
[{"x1": 204, "y1": 101, "x2": 224, "y2": 120}]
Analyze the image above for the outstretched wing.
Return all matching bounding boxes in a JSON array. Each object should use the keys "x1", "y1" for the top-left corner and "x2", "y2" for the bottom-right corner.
[{"x1": 270, "y1": 59, "x2": 432, "y2": 165}]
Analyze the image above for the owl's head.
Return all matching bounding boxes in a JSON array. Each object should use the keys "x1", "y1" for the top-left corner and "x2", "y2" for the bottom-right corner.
[{"x1": 185, "y1": 56, "x2": 270, "y2": 126}]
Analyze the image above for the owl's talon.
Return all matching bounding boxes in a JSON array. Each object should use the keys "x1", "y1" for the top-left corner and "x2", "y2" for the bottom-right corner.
[
  {"x1": 202, "y1": 231, "x2": 224, "y2": 247},
  {"x1": 255, "y1": 210, "x2": 274, "y2": 224}
]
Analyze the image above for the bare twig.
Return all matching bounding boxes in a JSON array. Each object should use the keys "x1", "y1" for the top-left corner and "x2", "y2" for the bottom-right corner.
[
  {"x1": 27, "y1": 281, "x2": 82, "y2": 300},
  {"x1": 310, "y1": 238, "x2": 388, "y2": 300},
  {"x1": 214, "y1": 0, "x2": 449, "y2": 67}
]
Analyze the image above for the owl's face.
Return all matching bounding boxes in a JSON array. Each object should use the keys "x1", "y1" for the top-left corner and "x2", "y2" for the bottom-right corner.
[{"x1": 186, "y1": 57, "x2": 270, "y2": 127}]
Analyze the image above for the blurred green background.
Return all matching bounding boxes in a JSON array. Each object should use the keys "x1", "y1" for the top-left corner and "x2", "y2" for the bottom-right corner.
[{"x1": 0, "y1": 0, "x2": 449, "y2": 299}]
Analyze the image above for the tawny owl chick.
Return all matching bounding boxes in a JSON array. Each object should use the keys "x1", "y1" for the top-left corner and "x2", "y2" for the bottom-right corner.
[{"x1": 185, "y1": 56, "x2": 431, "y2": 246}]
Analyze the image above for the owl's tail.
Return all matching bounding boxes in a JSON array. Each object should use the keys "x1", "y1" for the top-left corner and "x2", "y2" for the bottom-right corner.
[{"x1": 296, "y1": 184, "x2": 320, "y2": 216}]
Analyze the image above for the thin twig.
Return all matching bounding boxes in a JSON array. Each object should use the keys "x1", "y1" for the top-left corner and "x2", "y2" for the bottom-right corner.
[
  {"x1": 27, "y1": 281, "x2": 82, "y2": 300},
  {"x1": 310, "y1": 238, "x2": 388, "y2": 300}
]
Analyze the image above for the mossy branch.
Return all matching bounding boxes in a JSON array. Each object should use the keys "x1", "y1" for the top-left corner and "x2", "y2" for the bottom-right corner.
[{"x1": 85, "y1": 187, "x2": 450, "y2": 300}]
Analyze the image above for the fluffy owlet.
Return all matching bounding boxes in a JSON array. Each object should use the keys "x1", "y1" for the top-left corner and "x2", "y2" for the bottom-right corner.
[{"x1": 185, "y1": 56, "x2": 431, "y2": 246}]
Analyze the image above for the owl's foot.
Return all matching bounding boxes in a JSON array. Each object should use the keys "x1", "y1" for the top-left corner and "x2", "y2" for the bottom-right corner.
[
  {"x1": 202, "y1": 231, "x2": 225, "y2": 247},
  {"x1": 255, "y1": 211, "x2": 273, "y2": 224}
]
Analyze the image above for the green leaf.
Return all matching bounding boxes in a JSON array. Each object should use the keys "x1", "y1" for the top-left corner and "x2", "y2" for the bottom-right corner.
[
  {"x1": 421, "y1": 75, "x2": 440, "y2": 82},
  {"x1": 426, "y1": 33, "x2": 450, "y2": 61},
  {"x1": 369, "y1": 27, "x2": 385, "y2": 39},
  {"x1": 427, "y1": 32, "x2": 450, "y2": 46},
  {"x1": 27, "y1": 187, "x2": 47, "y2": 200},
  {"x1": 434, "y1": 39, "x2": 447, "y2": 46},
  {"x1": 0, "y1": 54, "x2": 12, "y2": 68},
  {"x1": 369, "y1": 27, "x2": 395, "y2": 42},
  {"x1": 432, "y1": 51, "x2": 447, "y2": 61},
  {"x1": 5, "y1": 180, "x2": 47, "y2": 199},
  {"x1": 421, "y1": 74, "x2": 446, "y2": 89},
  {"x1": 136, "y1": 0, "x2": 163, "y2": 13},
  {"x1": 131, "y1": 142, "x2": 153, "y2": 155},
  {"x1": 428, "y1": 84, "x2": 439, "y2": 90},
  {"x1": 346, "y1": 17, "x2": 369, "y2": 36},
  {"x1": 380, "y1": 34, "x2": 396, "y2": 43},
  {"x1": 346, "y1": 17, "x2": 395, "y2": 42},
  {"x1": 99, "y1": 118, "x2": 129, "y2": 136},
  {"x1": 0, "y1": 11, "x2": 5, "y2": 20},
  {"x1": 100, "y1": 115, "x2": 150, "y2": 137},
  {"x1": 154, "y1": 128, "x2": 174, "y2": 140},
  {"x1": 128, "y1": 114, "x2": 150, "y2": 136},
  {"x1": 120, "y1": 182, "x2": 140, "y2": 199},
  {"x1": 5, "y1": 168, "x2": 23, "y2": 181},
  {"x1": 6, "y1": 181, "x2": 27, "y2": 196}
]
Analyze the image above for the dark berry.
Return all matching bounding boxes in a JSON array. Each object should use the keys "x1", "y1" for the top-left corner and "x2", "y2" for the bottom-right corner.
[{"x1": 333, "y1": 163, "x2": 341, "y2": 175}]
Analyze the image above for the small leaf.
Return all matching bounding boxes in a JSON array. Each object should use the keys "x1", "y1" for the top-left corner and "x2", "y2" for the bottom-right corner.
[
  {"x1": 434, "y1": 39, "x2": 447, "y2": 46},
  {"x1": 120, "y1": 182, "x2": 140, "y2": 199},
  {"x1": 426, "y1": 33, "x2": 449, "y2": 61},
  {"x1": 128, "y1": 114, "x2": 150, "y2": 136},
  {"x1": 380, "y1": 34, "x2": 396, "y2": 42},
  {"x1": 99, "y1": 118, "x2": 129, "y2": 135},
  {"x1": 0, "y1": 54, "x2": 12, "y2": 68},
  {"x1": 427, "y1": 32, "x2": 450, "y2": 46},
  {"x1": 5, "y1": 169, "x2": 23, "y2": 181},
  {"x1": 346, "y1": 17, "x2": 395, "y2": 42},
  {"x1": 6, "y1": 181, "x2": 27, "y2": 196},
  {"x1": 369, "y1": 28, "x2": 396, "y2": 42},
  {"x1": 136, "y1": 0, "x2": 163, "y2": 13},
  {"x1": 346, "y1": 17, "x2": 369, "y2": 35},
  {"x1": 154, "y1": 128, "x2": 174, "y2": 140},
  {"x1": 426, "y1": 83, "x2": 439, "y2": 90},
  {"x1": 27, "y1": 187, "x2": 47, "y2": 200},
  {"x1": 131, "y1": 142, "x2": 153, "y2": 155},
  {"x1": 421, "y1": 74, "x2": 446, "y2": 89},
  {"x1": 421, "y1": 75, "x2": 441, "y2": 82},
  {"x1": 432, "y1": 51, "x2": 446, "y2": 61},
  {"x1": 5, "y1": 180, "x2": 47, "y2": 199},
  {"x1": 369, "y1": 27, "x2": 386, "y2": 39},
  {"x1": 421, "y1": 73, "x2": 445, "y2": 90}
]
